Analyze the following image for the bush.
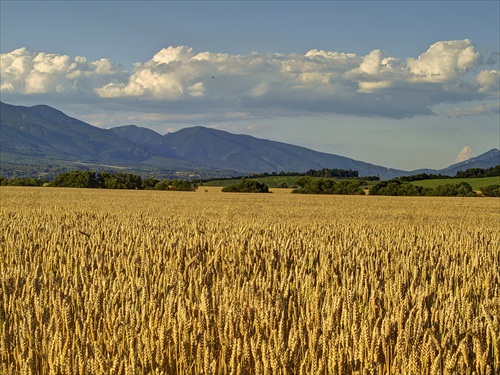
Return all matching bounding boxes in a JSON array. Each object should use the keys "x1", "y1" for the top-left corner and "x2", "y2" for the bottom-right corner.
[
  {"x1": 480, "y1": 184, "x2": 500, "y2": 197},
  {"x1": 49, "y1": 171, "x2": 101, "y2": 188},
  {"x1": 99, "y1": 172, "x2": 143, "y2": 189},
  {"x1": 456, "y1": 165, "x2": 500, "y2": 178},
  {"x1": 370, "y1": 180, "x2": 476, "y2": 197},
  {"x1": 292, "y1": 177, "x2": 364, "y2": 195},
  {"x1": 46, "y1": 170, "x2": 197, "y2": 191},
  {"x1": 369, "y1": 181, "x2": 401, "y2": 196},
  {"x1": 432, "y1": 182, "x2": 476, "y2": 197},
  {"x1": 151, "y1": 179, "x2": 197, "y2": 191},
  {"x1": 222, "y1": 179, "x2": 270, "y2": 193},
  {"x1": 0, "y1": 176, "x2": 47, "y2": 187},
  {"x1": 143, "y1": 177, "x2": 160, "y2": 190}
]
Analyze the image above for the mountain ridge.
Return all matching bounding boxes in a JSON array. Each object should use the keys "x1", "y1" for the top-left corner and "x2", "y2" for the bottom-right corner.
[
  {"x1": 0, "y1": 102, "x2": 152, "y2": 163},
  {"x1": 109, "y1": 124, "x2": 407, "y2": 178},
  {"x1": 1, "y1": 102, "x2": 498, "y2": 179}
]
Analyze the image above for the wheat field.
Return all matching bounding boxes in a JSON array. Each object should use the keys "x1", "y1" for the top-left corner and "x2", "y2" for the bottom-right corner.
[{"x1": 1, "y1": 186, "x2": 499, "y2": 374}]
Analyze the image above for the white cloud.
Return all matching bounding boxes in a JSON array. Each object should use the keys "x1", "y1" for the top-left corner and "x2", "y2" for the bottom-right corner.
[
  {"x1": 455, "y1": 146, "x2": 475, "y2": 162},
  {"x1": 188, "y1": 82, "x2": 205, "y2": 97},
  {"x1": 0, "y1": 47, "x2": 128, "y2": 95},
  {"x1": 407, "y1": 40, "x2": 480, "y2": 82},
  {"x1": 152, "y1": 45, "x2": 194, "y2": 64},
  {"x1": 357, "y1": 80, "x2": 393, "y2": 93},
  {"x1": 447, "y1": 102, "x2": 500, "y2": 117},
  {"x1": 356, "y1": 50, "x2": 395, "y2": 76},
  {"x1": 476, "y1": 70, "x2": 500, "y2": 93},
  {"x1": 0, "y1": 40, "x2": 495, "y2": 119}
]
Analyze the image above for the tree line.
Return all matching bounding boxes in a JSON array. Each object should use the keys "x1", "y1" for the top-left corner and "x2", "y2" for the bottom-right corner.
[
  {"x1": 0, "y1": 177, "x2": 48, "y2": 187},
  {"x1": 396, "y1": 165, "x2": 500, "y2": 182},
  {"x1": 221, "y1": 179, "x2": 270, "y2": 193},
  {"x1": 290, "y1": 177, "x2": 499, "y2": 197},
  {"x1": 291, "y1": 177, "x2": 365, "y2": 195},
  {"x1": 2, "y1": 166, "x2": 498, "y2": 196},
  {"x1": 369, "y1": 180, "x2": 500, "y2": 197},
  {"x1": 455, "y1": 165, "x2": 500, "y2": 178},
  {"x1": 366, "y1": 165, "x2": 500, "y2": 197},
  {"x1": 0, "y1": 170, "x2": 197, "y2": 191},
  {"x1": 369, "y1": 181, "x2": 476, "y2": 197},
  {"x1": 202, "y1": 168, "x2": 379, "y2": 183},
  {"x1": 203, "y1": 165, "x2": 500, "y2": 185}
]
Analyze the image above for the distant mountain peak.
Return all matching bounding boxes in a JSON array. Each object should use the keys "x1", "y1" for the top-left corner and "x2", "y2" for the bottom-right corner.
[{"x1": 436, "y1": 148, "x2": 499, "y2": 176}]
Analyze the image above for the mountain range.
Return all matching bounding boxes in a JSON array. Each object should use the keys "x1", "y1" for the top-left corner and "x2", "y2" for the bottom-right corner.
[{"x1": 1, "y1": 101, "x2": 498, "y2": 179}]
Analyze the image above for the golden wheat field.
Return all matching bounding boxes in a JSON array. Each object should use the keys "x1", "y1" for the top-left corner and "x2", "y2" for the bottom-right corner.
[{"x1": 1, "y1": 186, "x2": 499, "y2": 374}]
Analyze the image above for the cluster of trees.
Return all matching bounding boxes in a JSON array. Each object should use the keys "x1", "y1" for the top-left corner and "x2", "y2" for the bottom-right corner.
[
  {"x1": 292, "y1": 177, "x2": 364, "y2": 195},
  {"x1": 1, "y1": 170, "x2": 197, "y2": 191},
  {"x1": 394, "y1": 166, "x2": 500, "y2": 182},
  {"x1": 369, "y1": 181, "x2": 477, "y2": 197},
  {"x1": 0, "y1": 176, "x2": 48, "y2": 187},
  {"x1": 50, "y1": 171, "x2": 197, "y2": 191},
  {"x1": 455, "y1": 165, "x2": 500, "y2": 178},
  {"x1": 222, "y1": 179, "x2": 270, "y2": 193},
  {"x1": 304, "y1": 168, "x2": 359, "y2": 178},
  {"x1": 3, "y1": 165, "x2": 498, "y2": 196},
  {"x1": 145, "y1": 179, "x2": 196, "y2": 191},
  {"x1": 396, "y1": 173, "x2": 452, "y2": 182},
  {"x1": 480, "y1": 184, "x2": 500, "y2": 197},
  {"x1": 202, "y1": 168, "x2": 380, "y2": 183}
]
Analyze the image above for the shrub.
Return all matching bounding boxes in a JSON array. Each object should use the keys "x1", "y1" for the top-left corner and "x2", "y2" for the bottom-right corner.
[
  {"x1": 292, "y1": 177, "x2": 364, "y2": 195},
  {"x1": 222, "y1": 179, "x2": 270, "y2": 193},
  {"x1": 432, "y1": 182, "x2": 476, "y2": 197},
  {"x1": 49, "y1": 170, "x2": 101, "y2": 188},
  {"x1": 370, "y1": 181, "x2": 475, "y2": 197},
  {"x1": 480, "y1": 184, "x2": 500, "y2": 197}
]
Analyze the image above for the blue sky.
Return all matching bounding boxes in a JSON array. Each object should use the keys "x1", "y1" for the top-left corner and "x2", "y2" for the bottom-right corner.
[{"x1": 1, "y1": 1, "x2": 499, "y2": 170}]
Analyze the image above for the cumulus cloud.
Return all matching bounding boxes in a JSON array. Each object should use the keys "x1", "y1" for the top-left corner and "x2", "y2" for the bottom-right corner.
[
  {"x1": 407, "y1": 40, "x2": 480, "y2": 83},
  {"x1": 455, "y1": 146, "x2": 475, "y2": 163},
  {"x1": 0, "y1": 47, "x2": 128, "y2": 95},
  {"x1": 476, "y1": 70, "x2": 500, "y2": 93},
  {"x1": 0, "y1": 40, "x2": 496, "y2": 119}
]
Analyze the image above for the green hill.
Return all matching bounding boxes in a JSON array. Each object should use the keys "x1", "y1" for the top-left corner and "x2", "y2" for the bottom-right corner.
[{"x1": 411, "y1": 177, "x2": 499, "y2": 191}]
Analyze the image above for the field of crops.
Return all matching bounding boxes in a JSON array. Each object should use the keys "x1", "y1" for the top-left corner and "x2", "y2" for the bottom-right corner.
[{"x1": 1, "y1": 186, "x2": 499, "y2": 374}]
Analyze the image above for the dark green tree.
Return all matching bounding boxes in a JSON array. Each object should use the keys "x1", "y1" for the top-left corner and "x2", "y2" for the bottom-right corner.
[
  {"x1": 369, "y1": 180, "x2": 402, "y2": 195},
  {"x1": 222, "y1": 179, "x2": 270, "y2": 193},
  {"x1": 99, "y1": 172, "x2": 143, "y2": 189},
  {"x1": 49, "y1": 171, "x2": 100, "y2": 188},
  {"x1": 433, "y1": 182, "x2": 475, "y2": 197},
  {"x1": 292, "y1": 177, "x2": 363, "y2": 195},
  {"x1": 481, "y1": 184, "x2": 500, "y2": 197},
  {"x1": 143, "y1": 177, "x2": 160, "y2": 190}
]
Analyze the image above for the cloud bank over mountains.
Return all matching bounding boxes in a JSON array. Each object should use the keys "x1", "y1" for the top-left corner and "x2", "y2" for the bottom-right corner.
[{"x1": 1, "y1": 39, "x2": 498, "y2": 120}]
